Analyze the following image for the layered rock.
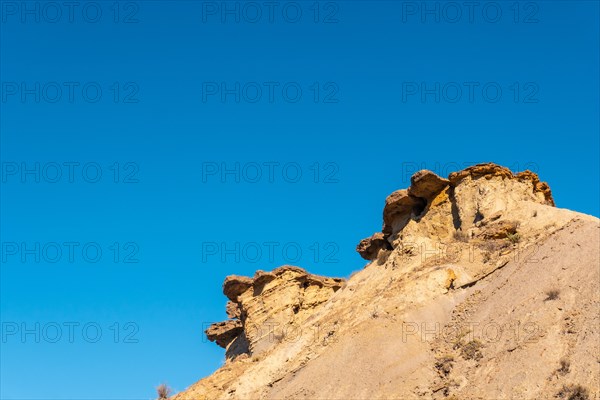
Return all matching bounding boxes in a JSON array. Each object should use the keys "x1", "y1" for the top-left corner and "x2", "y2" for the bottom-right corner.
[
  {"x1": 223, "y1": 276, "x2": 253, "y2": 302},
  {"x1": 449, "y1": 163, "x2": 554, "y2": 232},
  {"x1": 447, "y1": 163, "x2": 555, "y2": 207},
  {"x1": 205, "y1": 266, "x2": 345, "y2": 359},
  {"x1": 205, "y1": 320, "x2": 243, "y2": 349},
  {"x1": 358, "y1": 163, "x2": 556, "y2": 260},
  {"x1": 174, "y1": 163, "x2": 599, "y2": 400}
]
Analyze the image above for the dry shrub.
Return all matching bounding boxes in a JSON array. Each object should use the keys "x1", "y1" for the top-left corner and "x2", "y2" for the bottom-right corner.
[
  {"x1": 545, "y1": 289, "x2": 560, "y2": 301},
  {"x1": 460, "y1": 340, "x2": 483, "y2": 361},
  {"x1": 156, "y1": 384, "x2": 172, "y2": 399},
  {"x1": 556, "y1": 384, "x2": 590, "y2": 400},
  {"x1": 506, "y1": 232, "x2": 521, "y2": 243},
  {"x1": 557, "y1": 358, "x2": 570, "y2": 376},
  {"x1": 434, "y1": 354, "x2": 454, "y2": 377}
]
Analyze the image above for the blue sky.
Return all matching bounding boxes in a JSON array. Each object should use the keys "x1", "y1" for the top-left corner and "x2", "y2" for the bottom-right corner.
[{"x1": 1, "y1": 1, "x2": 598, "y2": 398}]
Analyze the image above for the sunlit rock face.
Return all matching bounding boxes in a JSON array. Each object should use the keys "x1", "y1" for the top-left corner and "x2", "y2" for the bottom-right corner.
[{"x1": 174, "y1": 163, "x2": 599, "y2": 400}]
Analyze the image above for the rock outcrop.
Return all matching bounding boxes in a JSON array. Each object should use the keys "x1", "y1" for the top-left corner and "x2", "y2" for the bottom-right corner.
[
  {"x1": 205, "y1": 320, "x2": 243, "y2": 349},
  {"x1": 205, "y1": 266, "x2": 344, "y2": 360},
  {"x1": 408, "y1": 169, "x2": 450, "y2": 199},
  {"x1": 382, "y1": 189, "x2": 426, "y2": 236},
  {"x1": 360, "y1": 163, "x2": 556, "y2": 261},
  {"x1": 448, "y1": 163, "x2": 555, "y2": 207},
  {"x1": 173, "y1": 163, "x2": 598, "y2": 400},
  {"x1": 356, "y1": 232, "x2": 390, "y2": 260}
]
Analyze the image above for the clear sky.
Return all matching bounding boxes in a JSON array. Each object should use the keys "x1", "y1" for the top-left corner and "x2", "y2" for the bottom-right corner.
[{"x1": 1, "y1": 1, "x2": 599, "y2": 398}]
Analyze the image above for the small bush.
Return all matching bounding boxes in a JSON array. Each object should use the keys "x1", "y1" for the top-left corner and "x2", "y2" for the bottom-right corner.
[
  {"x1": 557, "y1": 358, "x2": 570, "y2": 376},
  {"x1": 435, "y1": 354, "x2": 454, "y2": 377},
  {"x1": 506, "y1": 232, "x2": 521, "y2": 243},
  {"x1": 479, "y1": 240, "x2": 506, "y2": 263},
  {"x1": 370, "y1": 308, "x2": 379, "y2": 319},
  {"x1": 481, "y1": 239, "x2": 511, "y2": 253},
  {"x1": 556, "y1": 384, "x2": 590, "y2": 400},
  {"x1": 156, "y1": 384, "x2": 172, "y2": 400},
  {"x1": 545, "y1": 289, "x2": 560, "y2": 301},
  {"x1": 460, "y1": 340, "x2": 483, "y2": 361}
]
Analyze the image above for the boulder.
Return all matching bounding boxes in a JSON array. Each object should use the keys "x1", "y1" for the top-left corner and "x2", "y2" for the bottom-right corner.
[
  {"x1": 223, "y1": 276, "x2": 253, "y2": 302},
  {"x1": 408, "y1": 170, "x2": 450, "y2": 199},
  {"x1": 356, "y1": 232, "x2": 390, "y2": 260},
  {"x1": 382, "y1": 189, "x2": 425, "y2": 235}
]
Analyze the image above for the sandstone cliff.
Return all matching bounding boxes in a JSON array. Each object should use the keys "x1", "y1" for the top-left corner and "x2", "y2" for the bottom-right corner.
[{"x1": 173, "y1": 163, "x2": 599, "y2": 400}]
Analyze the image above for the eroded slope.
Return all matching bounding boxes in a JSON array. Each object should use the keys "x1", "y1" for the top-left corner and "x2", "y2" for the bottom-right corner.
[{"x1": 173, "y1": 163, "x2": 599, "y2": 400}]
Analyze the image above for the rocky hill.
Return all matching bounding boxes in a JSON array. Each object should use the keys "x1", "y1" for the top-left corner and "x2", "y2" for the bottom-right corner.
[{"x1": 172, "y1": 163, "x2": 599, "y2": 400}]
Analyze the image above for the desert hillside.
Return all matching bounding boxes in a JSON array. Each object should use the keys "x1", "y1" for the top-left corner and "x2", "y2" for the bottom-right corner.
[{"x1": 173, "y1": 163, "x2": 600, "y2": 400}]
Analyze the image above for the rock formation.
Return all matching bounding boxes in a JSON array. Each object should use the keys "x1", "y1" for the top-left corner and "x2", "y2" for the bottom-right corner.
[
  {"x1": 172, "y1": 163, "x2": 599, "y2": 400},
  {"x1": 205, "y1": 266, "x2": 344, "y2": 360},
  {"x1": 356, "y1": 232, "x2": 391, "y2": 260},
  {"x1": 358, "y1": 163, "x2": 556, "y2": 261}
]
